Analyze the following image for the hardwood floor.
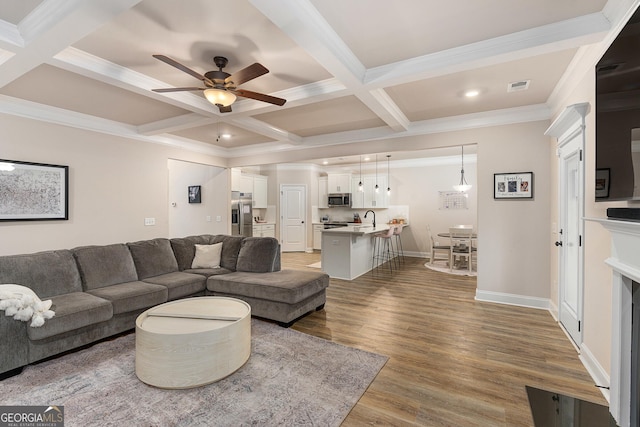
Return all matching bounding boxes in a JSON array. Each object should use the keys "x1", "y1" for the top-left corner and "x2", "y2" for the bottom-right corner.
[{"x1": 283, "y1": 252, "x2": 607, "y2": 426}]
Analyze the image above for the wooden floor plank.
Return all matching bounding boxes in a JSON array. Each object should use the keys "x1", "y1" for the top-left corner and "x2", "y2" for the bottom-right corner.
[{"x1": 283, "y1": 253, "x2": 607, "y2": 426}]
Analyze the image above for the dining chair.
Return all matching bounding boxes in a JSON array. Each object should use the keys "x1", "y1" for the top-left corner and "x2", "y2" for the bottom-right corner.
[
  {"x1": 449, "y1": 226, "x2": 474, "y2": 272},
  {"x1": 427, "y1": 224, "x2": 450, "y2": 265}
]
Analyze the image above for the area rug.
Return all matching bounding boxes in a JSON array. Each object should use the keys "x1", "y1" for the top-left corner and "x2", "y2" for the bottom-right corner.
[
  {"x1": 424, "y1": 260, "x2": 477, "y2": 277},
  {"x1": 0, "y1": 319, "x2": 387, "y2": 426},
  {"x1": 306, "y1": 261, "x2": 322, "y2": 268}
]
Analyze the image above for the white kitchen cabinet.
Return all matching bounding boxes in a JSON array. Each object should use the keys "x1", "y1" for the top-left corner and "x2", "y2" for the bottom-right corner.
[
  {"x1": 351, "y1": 177, "x2": 364, "y2": 208},
  {"x1": 253, "y1": 223, "x2": 275, "y2": 238},
  {"x1": 313, "y1": 224, "x2": 324, "y2": 250},
  {"x1": 318, "y1": 177, "x2": 328, "y2": 209},
  {"x1": 252, "y1": 175, "x2": 268, "y2": 209},
  {"x1": 363, "y1": 175, "x2": 388, "y2": 208},
  {"x1": 327, "y1": 173, "x2": 352, "y2": 193},
  {"x1": 239, "y1": 174, "x2": 253, "y2": 194},
  {"x1": 232, "y1": 171, "x2": 268, "y2": 209}
]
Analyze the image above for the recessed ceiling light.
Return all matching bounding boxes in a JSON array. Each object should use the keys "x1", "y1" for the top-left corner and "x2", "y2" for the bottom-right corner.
[
  {"x1": 464, "y1": 90, "x2": 480, "y2": 98},
  {"x1": 322, "y1": 160, "x2": 328, "y2": 165},
  {"x1": 220, "y1": 133, "x2": 231, "y2": 139},
  {"x1": 364, "y1": 157, "x2": 370, "y2": 161}
]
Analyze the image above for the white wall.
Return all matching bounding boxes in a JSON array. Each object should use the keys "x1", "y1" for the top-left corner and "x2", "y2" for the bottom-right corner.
[
  {"x1": 0, "y1": 114, "x2": 226, "y2": 256},
  {"x1": 477, "y1": 121, "x2": 552, "y2": 301},
  {"x1": 167, "y1": 159, "x2": 229, "y2": 238}
]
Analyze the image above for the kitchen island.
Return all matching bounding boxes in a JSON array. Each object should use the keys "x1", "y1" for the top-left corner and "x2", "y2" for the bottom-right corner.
[{"x1": 321, "y1": 224, "x2": 396, "y2": 280}]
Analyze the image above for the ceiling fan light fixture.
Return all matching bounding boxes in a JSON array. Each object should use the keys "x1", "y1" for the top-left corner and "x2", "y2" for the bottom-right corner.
[{"x1": 204, "y1": 88, "x2": 236, "y2": 107}]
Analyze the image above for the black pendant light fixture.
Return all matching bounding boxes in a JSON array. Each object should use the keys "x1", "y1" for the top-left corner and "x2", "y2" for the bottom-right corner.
[
  {"x1": 358, "y1": 156, "x2": 363, "y2": 192},
  {"x1": 386, "y1": 155, "x2": 391, "y2": 195},
  {"x1": 375, "y1": 154, "x2": 379, "y2": 193},
  {"x1": 453, "y1": 145, "x2": 471, "y2": 192}
]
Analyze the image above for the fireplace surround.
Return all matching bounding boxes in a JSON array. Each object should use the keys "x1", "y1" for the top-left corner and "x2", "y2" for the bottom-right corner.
[{"x1": 592, "y1": 218, "x2": 640, "y2": 427}]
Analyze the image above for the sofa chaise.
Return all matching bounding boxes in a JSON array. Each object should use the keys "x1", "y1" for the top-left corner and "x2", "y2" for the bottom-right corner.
[{"x1": 0, "y1": 234, "x2": 329, "y2": 378}]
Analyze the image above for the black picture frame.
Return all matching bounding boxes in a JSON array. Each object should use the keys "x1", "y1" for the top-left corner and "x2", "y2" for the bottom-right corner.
[
  {"x1": 595, "y1": 168, "x2": 610, "y2": 199},
  {"x1": 494, "y1": 172, "x2": 534, "y2": 199},
  {"x1": 188, "y1": 185, "x2": 201, "y2": 203},
  {"x1": 0, "y1": 159, "x2": 69, "y2": 221}
]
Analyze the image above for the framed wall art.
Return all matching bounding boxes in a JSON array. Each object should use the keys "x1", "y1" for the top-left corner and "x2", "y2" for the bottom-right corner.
[
  {"x1": 188, "y1": 185, "x2": 201, "y2": 203},
  {"x1": 595, "y1": 168, "x2": 610, "y2": 199},
  {"x1": 494, "y1": 172, "x2": 533, "y2": 199},
  {"x1": 0, "y1": 159, "x2": 69, "y2": 221}
]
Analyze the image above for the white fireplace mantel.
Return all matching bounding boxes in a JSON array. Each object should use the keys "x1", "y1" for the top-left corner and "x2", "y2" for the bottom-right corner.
[{"x1": 588, "y1": 217, "x2": 639, "y2": 427}]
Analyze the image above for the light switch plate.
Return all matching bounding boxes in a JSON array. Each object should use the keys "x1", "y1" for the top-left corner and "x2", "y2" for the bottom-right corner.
[{"x1": 144, "y1": 217, "x2": 155, "y2": 226}]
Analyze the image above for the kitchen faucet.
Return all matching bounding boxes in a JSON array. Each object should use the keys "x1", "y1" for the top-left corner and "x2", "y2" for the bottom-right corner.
[{"x1": 364, "y1": 210, "x2": 376, "y2": 228}]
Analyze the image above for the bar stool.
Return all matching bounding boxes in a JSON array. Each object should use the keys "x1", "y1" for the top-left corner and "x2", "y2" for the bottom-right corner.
[
  {"x1": 371, "y1": 225, "x2": 397, "y2": 274},
  {"x1": 392, "y1": 224, "x2": 405, "y2": 264}
]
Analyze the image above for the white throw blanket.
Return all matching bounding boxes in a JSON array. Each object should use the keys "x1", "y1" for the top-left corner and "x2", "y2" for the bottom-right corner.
[{"x1": 0, "y1": 284, "x2": 55, "y2": 327}]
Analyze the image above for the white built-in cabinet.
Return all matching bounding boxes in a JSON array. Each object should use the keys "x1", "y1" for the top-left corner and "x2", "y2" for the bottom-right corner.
[
  {"x1": 313, "y1": 224, "x2": 324, "y2": 250},
  {"x1": 327, "y1": 173, "x2": 352, "y2": 193},
  {"x1": 253, "y1": 223, "x2": 275, "y2": 238},
  {"x1": 231, "y1": 169, "x2": 268, "y2": 209},
  {"x1": 252, "y1": 175, "x2": 268, "y2": 209},
  {"x1": 350, "y1": 174, "x2": 388, "y2": 208},
  {"x1": 318, "y1": 177, "x2": 328, "y2": 208}
]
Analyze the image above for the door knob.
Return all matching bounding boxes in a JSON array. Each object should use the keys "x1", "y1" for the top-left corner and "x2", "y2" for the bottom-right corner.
[{"x1": 555, "y1": 241, "x2": 563, "y2": 247}]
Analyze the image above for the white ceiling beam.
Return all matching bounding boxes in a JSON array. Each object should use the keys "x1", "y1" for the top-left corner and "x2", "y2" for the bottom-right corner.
[
  {"x1": 365, "y1": 12, "x2": 611, "y2": 88},
  {"x1": 230, "y1": 116, "x2": 303, "y2": 144},
  {"x1": 0, "y1": 0, "x2": 142, "y2": 88},
  {"x1": 251, "y1": 0, "x2": 410, "y2": 132},
  {"x1": 137, "y1": 113, "x2": 215, "y2": 136}
]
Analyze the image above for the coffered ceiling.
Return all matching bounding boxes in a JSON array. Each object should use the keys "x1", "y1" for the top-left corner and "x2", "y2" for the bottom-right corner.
[{"x1": 0, "y1": 0, "x2": 636, "y2": 166}]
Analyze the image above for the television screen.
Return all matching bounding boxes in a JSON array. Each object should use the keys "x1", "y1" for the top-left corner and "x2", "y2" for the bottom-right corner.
[{"x1": 595, "y1": 5, "x2": 640, "y2": 201}]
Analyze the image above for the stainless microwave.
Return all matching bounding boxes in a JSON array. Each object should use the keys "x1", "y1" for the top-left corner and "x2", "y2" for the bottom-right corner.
[{"x1": 328, "y1": 193, "x2": 351, "y2": 207}]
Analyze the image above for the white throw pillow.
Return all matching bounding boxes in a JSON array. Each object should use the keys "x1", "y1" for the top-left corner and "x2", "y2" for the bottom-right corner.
[{"x1": 191, "y1": 243, "x2": 223, "y2": 269}]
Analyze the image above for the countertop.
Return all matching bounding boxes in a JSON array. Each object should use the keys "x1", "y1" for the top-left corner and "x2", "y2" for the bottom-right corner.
[{"x1": 321, "y1": 224, "x2": 401, "y2": 236}]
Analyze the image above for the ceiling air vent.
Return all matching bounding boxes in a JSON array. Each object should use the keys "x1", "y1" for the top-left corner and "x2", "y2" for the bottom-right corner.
[{"x1": 507, "y1": 80, "x2": 530, "y2": 92}]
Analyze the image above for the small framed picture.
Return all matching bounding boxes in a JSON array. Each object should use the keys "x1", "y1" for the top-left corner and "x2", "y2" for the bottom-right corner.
[
  {"x1": 188, "y1": 185, "x2": 201, "y2": 203},
  {"x1": 595, "y1": 168, "x2": 610, "y2": 199},
  {"x1": 494, "y1": 172, "x2": 533, "y2": 199}
]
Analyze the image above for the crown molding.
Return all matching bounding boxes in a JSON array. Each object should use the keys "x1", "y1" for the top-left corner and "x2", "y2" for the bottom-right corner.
[{"x1": 0, "y1": 20, "x2": 23, "y2": 48}]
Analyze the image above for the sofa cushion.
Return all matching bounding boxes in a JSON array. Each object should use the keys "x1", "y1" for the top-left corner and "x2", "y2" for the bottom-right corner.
[
  {"x1": 184, "y1": 267, "x2": 233, "y2": 278},
  {"x1": 86, "y1": 281, "x2": 167, "y2": 314},
  {"x1": 191, "y1": 243, "x2": 223, "y2": 269},
  {"x1": 127, "y1": 238, "x2": 179, "y2": 280},
  {"x1": 27, "y1": 292, "x2": 113, "y2": 341},
  {"x1": 72, "y1": 244, "x2": 139, "y2": 290},
  {"x1": 142, "y1": 272, "x2": 206, "y2": 300},
  {"x1": 0, "y1": 250, "x2": 82, "y2": 298},
  {"x1": 170, "y1": 235, "x2": 214, "y2": 271},
  {"x1": 235, "y1": 237, "x2": 281, "y2": 273},
  {"x1": 207, "y1": 270, "x2": 329, "y2": 304},
  {"x1": 211, "y1": 235, "x2": 244, "y2": 271}
]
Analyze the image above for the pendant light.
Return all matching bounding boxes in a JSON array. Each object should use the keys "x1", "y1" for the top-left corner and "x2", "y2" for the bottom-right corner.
[
  {"x1": 358, "y1": 156, "x2": 363, "y2": 192},
  {"x1": 375, "y1": 154, "x2": 379, "y2": 193},
  {"x1": 386, "y1": 155, "x2": 391, "y2": 195},
  {"x1": 453, "y1": 145, "x2": 472, "y2": 192}
]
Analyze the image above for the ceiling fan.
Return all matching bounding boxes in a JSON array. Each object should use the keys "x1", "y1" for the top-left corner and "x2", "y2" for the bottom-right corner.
[{"x1": 151, "y1": 55, "x2": 286, "y2": 113}]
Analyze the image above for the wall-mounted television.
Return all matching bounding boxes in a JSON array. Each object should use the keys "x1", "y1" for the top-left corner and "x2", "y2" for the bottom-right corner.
[{"x1": 595, "y1": 5, "x2": 640, "y2": 202}]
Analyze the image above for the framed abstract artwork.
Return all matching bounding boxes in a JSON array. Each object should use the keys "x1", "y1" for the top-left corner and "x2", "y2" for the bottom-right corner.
[{"x1": 0, "y1": 159, "x2": 69, "y2": 221}]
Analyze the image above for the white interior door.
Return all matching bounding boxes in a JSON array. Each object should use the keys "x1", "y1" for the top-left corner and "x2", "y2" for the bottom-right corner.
[
  {"x1": 558, "y1": 131, "x2": 584, "y2": 346},
  {"x1": 280, "y1": 184, "x2": 306, "y2": 252}
]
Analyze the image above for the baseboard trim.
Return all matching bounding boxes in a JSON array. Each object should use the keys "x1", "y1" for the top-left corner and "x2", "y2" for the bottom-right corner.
[
  {"x1": 475, "y1": 289, "x2": 550, "y2": 310},
  {"x1": 579, "y1": 342, "x2": 610, "y2": 403}
]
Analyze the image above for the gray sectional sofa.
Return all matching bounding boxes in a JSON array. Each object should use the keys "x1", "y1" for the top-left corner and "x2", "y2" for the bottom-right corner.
[{"x1": 0, "y1": 234, "x2": 329, "y2": 377}]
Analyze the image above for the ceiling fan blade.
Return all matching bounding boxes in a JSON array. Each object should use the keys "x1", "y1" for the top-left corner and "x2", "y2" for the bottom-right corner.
[
  {"x1": 152, "y1": 54, "x2": 214, "y2": 86},
  {"x1": 218, "y1": 105, "x2": 232, "y2": 113},
  {"x1": 225, "y1": 63, "x2": 268, "y2": 86},
  {"x1": 152, "y1": 87, "x2": 206, "y2": 93},
  {"x1": 233, "y1": 89, "x2": 286, "y2": 106}
]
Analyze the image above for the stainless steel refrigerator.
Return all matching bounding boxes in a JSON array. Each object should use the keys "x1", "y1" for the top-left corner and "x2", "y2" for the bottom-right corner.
[{"x1": 231, "y1": 191, "x2": 253, "y2": 237}]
